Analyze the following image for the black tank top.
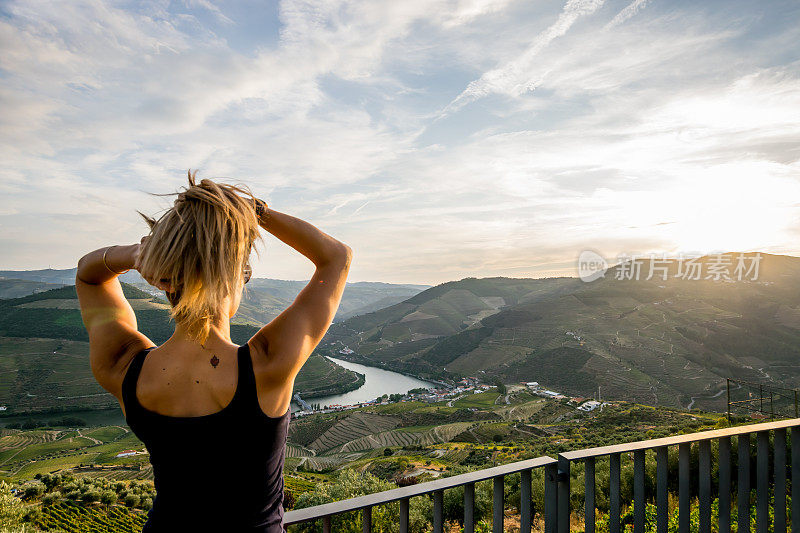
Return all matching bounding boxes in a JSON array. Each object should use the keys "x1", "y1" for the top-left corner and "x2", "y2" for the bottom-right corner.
[{"x1": 122, "y1": 342, "x2": 290, "y2": 532}]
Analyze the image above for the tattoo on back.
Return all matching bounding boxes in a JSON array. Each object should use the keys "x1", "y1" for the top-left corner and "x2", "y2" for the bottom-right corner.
[{"x1": 210, "y1": 355, "x2": 219, "y2": 368}]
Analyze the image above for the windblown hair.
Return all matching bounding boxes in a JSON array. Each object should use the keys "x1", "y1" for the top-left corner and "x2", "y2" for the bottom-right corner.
[{"x1": 137, "y1": 170, "x2": 262, "y2": 344}]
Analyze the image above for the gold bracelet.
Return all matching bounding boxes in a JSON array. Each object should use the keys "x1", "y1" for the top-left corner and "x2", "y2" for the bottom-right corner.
[{"x1": 103, "y1": 246, "x2": 130, "y2": 275}]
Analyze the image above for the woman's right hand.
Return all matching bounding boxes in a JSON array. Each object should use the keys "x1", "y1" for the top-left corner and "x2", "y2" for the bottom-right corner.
[{"x1": 134, "y1": 236, "x2": 174, "y2": 292}]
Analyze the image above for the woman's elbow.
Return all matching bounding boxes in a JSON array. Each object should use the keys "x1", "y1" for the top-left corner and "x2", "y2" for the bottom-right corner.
[{"x1": 341, "y1": 243, "x2": 353, "y2": 261}]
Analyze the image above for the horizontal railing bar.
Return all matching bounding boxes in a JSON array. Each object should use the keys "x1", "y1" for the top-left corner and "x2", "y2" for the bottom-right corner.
[
  {"x1": 284, "y1": 456, "x2": 557, "y2": 524},
  {"x1": 561, "y1": 418, "x2": 800, "y2": 460}
]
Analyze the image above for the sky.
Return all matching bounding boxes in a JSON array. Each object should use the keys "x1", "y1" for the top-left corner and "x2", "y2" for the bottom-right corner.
[{"x1": 1, "y1": 0, "x2": 799, "y2": 285}]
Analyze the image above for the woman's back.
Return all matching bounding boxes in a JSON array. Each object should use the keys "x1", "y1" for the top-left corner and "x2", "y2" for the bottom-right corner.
[
  {"x1": 122, "y1": 342, "x2": 290, "y2": 532},
  {"x1": 75, "y1": 175, "x2": 352, "y2": 531}
]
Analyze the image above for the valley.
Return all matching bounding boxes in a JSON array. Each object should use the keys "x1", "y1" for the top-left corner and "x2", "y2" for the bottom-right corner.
[
  {"x1": 0, "y1": 256, "x2": 797, "y2": 531},
  {"x1": 323, "y1": 253, "x2": 800, "y2": 411}
]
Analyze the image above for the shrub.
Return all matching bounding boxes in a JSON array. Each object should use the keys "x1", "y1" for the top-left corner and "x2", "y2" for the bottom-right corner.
[
  {"x1": 82, "y1": 490, "x2": 101, "y2": 504},
  {"x1": 100, "y1": 491, "x2": 117, "y2": 506},
  {"x1": 22, "y1": 482, "x2": 45, "y2": 501}
]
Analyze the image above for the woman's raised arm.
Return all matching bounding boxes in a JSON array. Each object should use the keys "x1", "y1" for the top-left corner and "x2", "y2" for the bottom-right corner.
[
  {"x1": 249, "y1": 205, "x2": 352, "y2": 391},
  {"x1": 75, "y1": 243, "x2": 154, "y2": 401}
]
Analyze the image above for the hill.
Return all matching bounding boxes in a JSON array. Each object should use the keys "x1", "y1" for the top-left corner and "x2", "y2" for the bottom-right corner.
[
  {"x1": 0, "y1": 279, "x2": 66, "y2": 299},
  {"x1": 0, "y1": 284, "x2": 361, "y2": 413},
  {"x1": 323, "y1": 253, "x2": 800, "y2": 411},
  {"x1": 0, "y1": 269, "x2": 428, "y2": 323}
]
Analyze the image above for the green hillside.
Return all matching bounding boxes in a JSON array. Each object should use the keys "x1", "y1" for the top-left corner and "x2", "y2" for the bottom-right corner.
[
  {"x1": 0, "y1": 279, "x2": 66, "y2": 299},
  {"x1": 324, "y1": 253, "x2": 800, "y2": 411},
  {"x1": 0, "y1": 284, "x2": 361, "y2": 413}
]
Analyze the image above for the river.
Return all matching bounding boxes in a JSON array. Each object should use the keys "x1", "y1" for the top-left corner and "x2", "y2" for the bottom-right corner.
[{"x1": 291, "y1": 357, "x2": 435, "y2": 411}]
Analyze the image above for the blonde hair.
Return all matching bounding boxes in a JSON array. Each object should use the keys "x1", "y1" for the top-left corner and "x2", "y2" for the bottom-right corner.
[{"x1": 138, "y1": 170, "x2": 262, "y2": 344}]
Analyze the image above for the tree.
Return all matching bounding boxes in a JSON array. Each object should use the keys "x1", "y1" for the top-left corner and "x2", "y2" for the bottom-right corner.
[
  {"x1": 0, "y1": 481, "x2": 29, "y2": 533},
  {"x1": 383, "y1": 448, "x2": 393, "y2": 457},
  {"x1": 494, "y1": 380, "x2": 507, "y2": 395}
]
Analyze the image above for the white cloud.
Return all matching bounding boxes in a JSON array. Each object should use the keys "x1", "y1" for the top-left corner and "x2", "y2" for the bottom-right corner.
[
  {"x1": 605, "y1": 0, "x2": 652, "y2": 29},
  {"x1": 447, "y1": 0, "x2": 606, "y2": 110},
  {"x1": 1, "y1": 0, "x2": 799, "y2": 283}
]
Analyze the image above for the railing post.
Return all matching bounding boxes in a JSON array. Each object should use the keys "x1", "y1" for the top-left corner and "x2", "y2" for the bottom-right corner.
[
  {"x1": 323, "y1": 515, "x2": 331, "y2": 533},
  {"x1": 656, "y1": 446, "x2": 668, "y2": 533},
  {"x1": 739, "y1": 433, "x2": 751, "y2": 533},
  {"x1": 634, "y1": 450, "x2": 645, "y2": 533},
  {"x1": 433, "y1": 490, "x2": 444, "y2": 533},
  {"x1": 775, "y1": 428, "x2": 787, "y2": 533},
  {"x1": 545, "y1": 462, "x2": 557, "y2": 533},
  {"x1": 400, "y1": 497, "x2": 409, "y2": 533},
  {"x1": 464, "y1": 482, "x2": 475, "y2": 533},
  {"x1": 521, "y1": 469, "x2": 532, "y2": 533},
  {"x1": 699, "y1": 440, "x2": 711, "y2": 533},
  {"x1": 585, "y1": 458, "x2": 595, "y2": 533},
  {"x1": 362, "y1": 506, "x2": 372, "y2": 533},
  {"x1": 679, "y1": 442, "x2": 690, "y2": 533},
  {"x1": 793, "y1": 427, "x2": 800, "y2": 533},
  {"x1": 727, "y1": 378, "x2": 731, "y2": 422},
  {"x1": 610, "y1": 453, "x2": 621, "y2": 533},
  {"x1": 493, "y1": 476, "x2": 504, "y2": 533},
  {"x1": 756, "y1": 431, "x2": 769, "y2": 533},
  {"x1": 719, "y1": 437, "x2": 731, "y2": 533},
  {"x1": 557, "y1": 456, "x2": 569, "y2": 533}
]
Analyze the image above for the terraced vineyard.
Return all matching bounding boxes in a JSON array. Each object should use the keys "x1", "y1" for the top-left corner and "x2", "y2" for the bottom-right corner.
[
  {"x1": 35, "y1": 501, "x2": 147, "y2": 532},
  {"x1": 0, "y1": 390, "x2": 734, "y2": 533},
  {"x1": 308, "y1": 412, "x2": 400, "y2": 453},
  {"x1": 0, "y1": 429, "x2": 60, "y2": 450},
  {"x1": 338, "y1": 422, "x2": 473, "y2": 453}
]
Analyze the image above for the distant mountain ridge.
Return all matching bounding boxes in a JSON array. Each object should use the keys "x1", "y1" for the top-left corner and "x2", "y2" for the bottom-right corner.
[
  {"x1": 0, "y1": 268, "x2": 429, "y2": 322},
  {"x1": 322, "y1": 253, "x2": 800, "y2": 412}
]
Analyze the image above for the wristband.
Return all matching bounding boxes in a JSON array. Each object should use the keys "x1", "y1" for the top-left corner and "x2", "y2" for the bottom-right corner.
[
  {"x1": 103, "y1": 246, "x2": 130, "y2": 275},
  {"x1": 255, "y1": 199, "x2": 270, "y2": 224}
]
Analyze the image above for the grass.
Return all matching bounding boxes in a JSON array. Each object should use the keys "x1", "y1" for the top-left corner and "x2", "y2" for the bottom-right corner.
[
  {"x1": 12, "y1": 453, "x2": 100, "y2": 479},
  {"x1": 452, "y1": 391, "x2": 501, "y2": 410}
]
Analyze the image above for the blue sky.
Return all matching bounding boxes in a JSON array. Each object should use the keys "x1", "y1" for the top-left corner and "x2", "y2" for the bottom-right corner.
[{"x1": 1, "y1": 0, "x2": 799, "y2": 285}]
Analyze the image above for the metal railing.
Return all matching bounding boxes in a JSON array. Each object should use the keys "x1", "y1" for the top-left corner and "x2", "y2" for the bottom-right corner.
[
  {"x1": 285, "y1": 455, "x2": 557, "y2": 533},
  {"x1": 284, "y1": 418, "x2": 800, "y2": 532},
  {"x1": 559, "y1": 417, "x2": 800, "y2": 533}
]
